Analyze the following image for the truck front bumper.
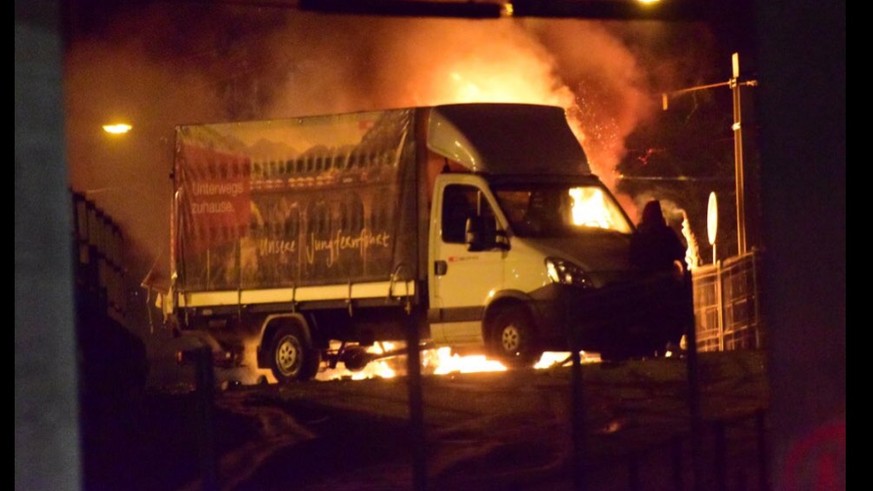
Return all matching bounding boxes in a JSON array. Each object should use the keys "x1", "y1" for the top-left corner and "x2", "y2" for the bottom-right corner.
[{"x1": 529, "y1": 273, "x2": 692, "y2": 355}]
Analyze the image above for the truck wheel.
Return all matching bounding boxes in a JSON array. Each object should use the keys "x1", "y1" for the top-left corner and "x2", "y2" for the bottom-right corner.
[
  {"x1": 269, "y1": 325, "x2": 320, "y2": 383},
  {"x1": 491, "y1": 306, "x2": 539, "y2": 368}
]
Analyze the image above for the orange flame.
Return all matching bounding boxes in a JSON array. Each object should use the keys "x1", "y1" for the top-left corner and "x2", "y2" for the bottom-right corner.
[
  {"x1": 681, "y1": 210, "x2": 701, "y2": 270},
  {"x1": 237, "y1": 336, "x2": 604, "y2": 385},
  {"x1": 316, "y1": 341, "x2": 399, "y2": 382},
  {"x1": 569, "y1": 187, "x2": 617, "y2": 229},
  {"x1": 428, "y1": 347, "x2": 508, "y2": 375}
]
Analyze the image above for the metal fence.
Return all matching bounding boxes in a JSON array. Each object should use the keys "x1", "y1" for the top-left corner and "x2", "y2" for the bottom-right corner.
[
  {"x1": 691, "y1": 250, "x2": 765, "y2": 352},
  {"x1": 71, "y1": 190, "x2": 127, "y2": 325}
]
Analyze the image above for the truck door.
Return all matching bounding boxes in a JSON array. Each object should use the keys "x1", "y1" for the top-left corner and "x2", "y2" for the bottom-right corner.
[{"x1": 429, "y1": 180, "x2": 504, "y2": 345}]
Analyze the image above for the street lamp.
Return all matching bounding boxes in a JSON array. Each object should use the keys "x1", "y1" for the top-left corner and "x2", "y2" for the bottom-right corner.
[
  {"x1": 102, "y1": 123, "x2": 132, "y2": 135},
  {"x1": 661, "y1": 52, "x2": 758, "y2": 256}
]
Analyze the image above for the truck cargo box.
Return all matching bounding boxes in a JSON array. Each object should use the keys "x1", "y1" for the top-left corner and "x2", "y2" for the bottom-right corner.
[{"x1": 173, "y1": 108, "x2": 421, "y2": 293}]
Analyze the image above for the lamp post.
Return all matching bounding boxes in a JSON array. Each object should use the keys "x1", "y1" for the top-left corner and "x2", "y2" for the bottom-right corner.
[{"x1": 662, "y1": 52, "x2": 758, "y2": 256}]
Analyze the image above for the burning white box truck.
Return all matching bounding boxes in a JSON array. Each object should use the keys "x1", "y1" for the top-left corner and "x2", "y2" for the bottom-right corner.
[{"x1": 156, "y1": 103, "x2": 690, "y2": 382}]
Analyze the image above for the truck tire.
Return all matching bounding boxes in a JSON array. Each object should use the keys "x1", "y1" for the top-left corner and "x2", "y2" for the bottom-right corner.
[
  {"x1": 269, "y1": 325, "x2": 320, "y2": 383},
  {"x1": 491, "y1": 306, "x2": 540, "y2": 368}
]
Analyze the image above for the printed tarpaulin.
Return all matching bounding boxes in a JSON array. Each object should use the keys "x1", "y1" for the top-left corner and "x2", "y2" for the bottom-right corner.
[
  {"x1": 173, "y1": 109, "x2": 417, "y2": 291},
  {"x1": 176, "y1": 144, "x2": 252, "y2": 253}
]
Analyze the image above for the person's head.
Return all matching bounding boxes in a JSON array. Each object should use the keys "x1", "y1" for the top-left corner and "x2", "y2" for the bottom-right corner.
[{"x1": 640, "y1": 200, "x2": 666, "y2": 227}]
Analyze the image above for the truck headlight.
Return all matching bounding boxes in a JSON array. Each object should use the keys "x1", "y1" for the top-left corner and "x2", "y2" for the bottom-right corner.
[{"x1": 545, "y1": 258, "x2": 593, "y2": 288}]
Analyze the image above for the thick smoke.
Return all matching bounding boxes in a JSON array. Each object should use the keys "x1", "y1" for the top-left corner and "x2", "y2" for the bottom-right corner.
[{"x1": 262, "y1": 15, "x2": 657, "y2": 186}]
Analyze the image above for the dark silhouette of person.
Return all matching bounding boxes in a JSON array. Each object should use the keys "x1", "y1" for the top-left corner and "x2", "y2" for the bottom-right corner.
[
  {"x1": 629, "y1": 200, "x2": 687, "y2": 274},
  {"x1": 626, "y1": 199, "x2": 690, "y2": 356}
]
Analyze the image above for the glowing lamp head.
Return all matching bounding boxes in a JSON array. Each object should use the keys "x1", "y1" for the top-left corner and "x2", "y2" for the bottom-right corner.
[{"x1": 102, "y1": 123, "x2": 132, "y2": 135}]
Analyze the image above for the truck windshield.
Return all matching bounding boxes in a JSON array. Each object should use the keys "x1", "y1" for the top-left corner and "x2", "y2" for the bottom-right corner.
[{"x1": 493, "y1": 183, "x2": 633, "y2": 238}]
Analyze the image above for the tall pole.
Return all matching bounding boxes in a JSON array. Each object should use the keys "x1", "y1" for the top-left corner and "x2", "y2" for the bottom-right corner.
[
  {"x1": 662, "y1": 53, "x2": 757, "y2": 257},
  {"x1": 731, "y1": 52, "x2": 747, "y2": 255}
]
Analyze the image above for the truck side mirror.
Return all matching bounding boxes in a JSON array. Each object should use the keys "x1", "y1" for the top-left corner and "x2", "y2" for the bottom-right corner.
[{"x1": 465, "y1": 216, "x2": 508, "y2": 252}]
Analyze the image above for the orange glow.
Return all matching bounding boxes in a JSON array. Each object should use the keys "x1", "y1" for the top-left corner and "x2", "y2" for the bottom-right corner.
[
  {"x1": 425, "y1": 349, "x2": 601, "y2": 374},
  {"x1": 317, "y1": 346, "x2": 604, "y2": 381},
  {"x1": 568, "y1": 187, "x2": 631, "y2": 233},
  {"x1": 316, "y1": 359, "x2": 397, "y2": 381},
  {"x1": 428, "y1": 347, "x2": 508, "y2": 375},
  {"x1": 243, "y1": 335, "x2": 279, "y2": 384},
  {"x1": 444, "y1": 69, "x2": 574, "y2": 109},
  {"x1": 102, "y1": 123, "x2": 132, "y2": 134},
  {"x1": 242, "y1": 338, "x2": 605, "y2": 385},
  {"x1": 569, "y1": 187, "x2": 609, "y2": 228},
  {"x1": 681, "y1": 210, "x2": 702, "y2": 270},
  {"x1": 534, "y1": 351, "x2": 601, "y2": 368},
  {"x1": 317, "y1": 342, "x2": 398, "y2": 381}
]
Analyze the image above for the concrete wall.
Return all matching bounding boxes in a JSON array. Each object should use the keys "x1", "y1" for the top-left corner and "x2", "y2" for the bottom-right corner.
[{"x1": 15, "y1": 1, "x2": 82, "y2": 489}]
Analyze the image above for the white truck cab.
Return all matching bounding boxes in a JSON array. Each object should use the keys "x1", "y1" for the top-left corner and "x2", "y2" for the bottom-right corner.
[{"x1": 427, "y1": 171, "x2": 665, "y2": 366}]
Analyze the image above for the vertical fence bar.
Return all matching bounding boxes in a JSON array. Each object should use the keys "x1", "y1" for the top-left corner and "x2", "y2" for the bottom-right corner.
[
  {"x1": 571, "y1": 346, "x2": 586, "y2": 491},
  {"x1": 714, "y1": 421, "x2": 727, "y2": 491},
  {"x1": 628, "y1": 452, "x2": 641, "y2": 491},
  {"x1": 672, "y1": 436, "x2": 684, "y2": 491},
  {"x1": 405, "y1": 310, "x2": 427, "y2": 491},
  {"x1": 756, "y1": 409, "x2": 770, "y2": 491},
  {"x1": 684, "y1": 271, "x2": 704, "y2": 491},
  {"x1": 737, "y1": 469, "x2": 748, "y2": 491},
  {"x1": 716, "y1": 260, "x2": 725, "y2": 351},
  {"x1": 751, "y1": 251, "x2": 763, "y2": 349},
  {"x1": 193, "y1": 346, "x2": 218, "y2": 491}
]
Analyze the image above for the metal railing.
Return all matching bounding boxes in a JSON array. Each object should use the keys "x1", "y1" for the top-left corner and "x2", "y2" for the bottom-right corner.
[{"x1": 691, "y1": 250, "x2": 764, "y2": 352}]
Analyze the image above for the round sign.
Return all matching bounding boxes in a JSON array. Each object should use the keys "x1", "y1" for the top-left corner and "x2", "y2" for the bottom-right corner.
[{"x1": 707, "y1": 191, "x2": 718, "y2": 245}]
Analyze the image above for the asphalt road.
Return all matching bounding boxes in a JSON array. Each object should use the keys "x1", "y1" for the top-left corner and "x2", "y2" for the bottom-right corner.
[{"x1": 81, "y1": 350, "x2": 770, "y2": 491}]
